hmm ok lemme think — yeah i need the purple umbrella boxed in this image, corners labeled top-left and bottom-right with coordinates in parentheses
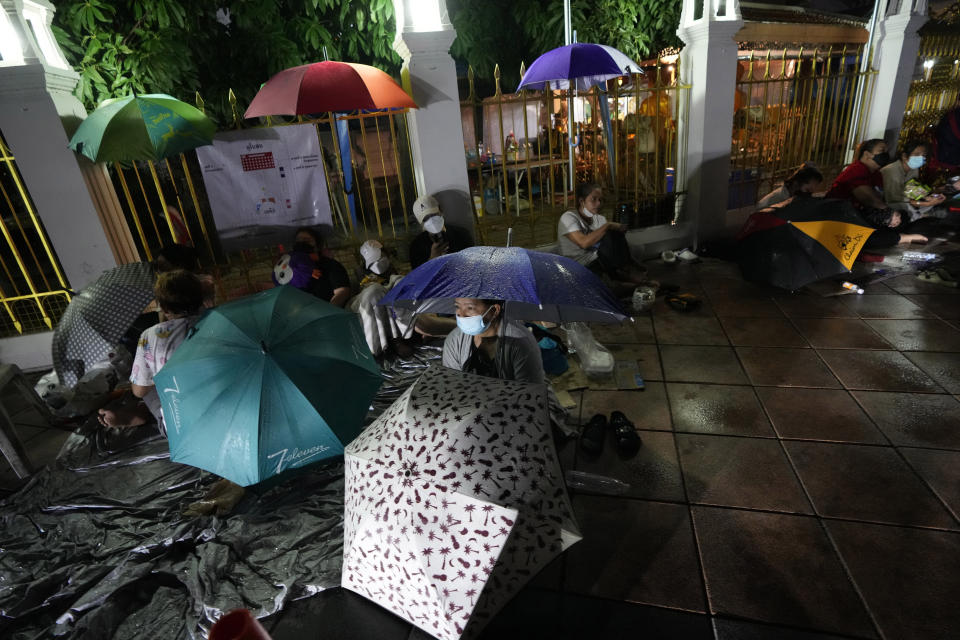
top-left (379, 246), bottom-right (628, 324)
top-left (518, 43), bottom-right (643, 92)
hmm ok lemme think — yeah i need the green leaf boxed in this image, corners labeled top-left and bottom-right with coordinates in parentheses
top-left (85, 37), bottom-right (103, 57)
top-left (156, 3), bottom-right (169, 29)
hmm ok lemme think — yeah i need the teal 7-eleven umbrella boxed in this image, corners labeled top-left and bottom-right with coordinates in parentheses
top-left (68, 93), bottom-right (215, 163)
top-left (154, 286), bottom-right (382, 487)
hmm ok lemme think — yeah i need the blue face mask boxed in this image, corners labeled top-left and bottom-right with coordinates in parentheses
top-left (907, 155), bottom-right (926, 170)
top-left (457, 306), bottom-right (495, 336)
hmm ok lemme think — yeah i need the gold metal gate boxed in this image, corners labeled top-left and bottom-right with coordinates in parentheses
top-left (729, 45), bottom-right (877, 207)
top-left (899, 29), bottom-right (960, 147)
top-left (0, 131), bottom-right (71, 338)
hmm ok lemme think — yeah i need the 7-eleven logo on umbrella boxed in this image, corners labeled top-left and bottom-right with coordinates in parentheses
top-left (241, 152), bottom-right (276, 171)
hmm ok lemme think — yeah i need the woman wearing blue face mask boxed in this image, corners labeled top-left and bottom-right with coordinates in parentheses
top-left (441, 297), bottom-right (545, 384)
top-left (881, 139), bottom-right (947, 221)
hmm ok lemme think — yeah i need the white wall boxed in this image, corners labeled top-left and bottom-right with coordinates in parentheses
top-left (0, 64), bottom-right (116, 291)
top-left (0, 330), bottom-right (52, 372)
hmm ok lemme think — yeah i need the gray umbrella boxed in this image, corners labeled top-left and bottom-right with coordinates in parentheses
top-left (52, 262), bottom-right (156, 388)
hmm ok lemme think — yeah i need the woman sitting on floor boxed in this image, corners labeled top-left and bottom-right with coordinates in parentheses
top-left (557, 182), bottom-right (654, 294)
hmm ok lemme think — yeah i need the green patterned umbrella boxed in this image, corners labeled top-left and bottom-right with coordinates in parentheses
top-left (68, 93), bottom-right (215, 163)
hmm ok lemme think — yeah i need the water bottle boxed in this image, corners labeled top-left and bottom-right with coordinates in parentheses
top-left (841, 281), bottom-right (864, 294)
top-left (564, 470), bottom-right (631, 495)
top-left (902, 251), bottom-right (938, 263)
top-left (665, 167), bottom-right (675, 193)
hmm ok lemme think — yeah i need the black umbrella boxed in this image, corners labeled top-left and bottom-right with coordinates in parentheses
top-left (52, 262), bottom-right (156, 387)
top-left (737, 198), bottom-right (875, 290)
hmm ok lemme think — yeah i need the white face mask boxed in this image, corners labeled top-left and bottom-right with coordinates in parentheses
top-left (369, 256), bottom-right (391, 275)
top-left (907, 155), bottom-right (925, 170)
top-left (456, 306), bottom-right (495, 336)
top-left (423, 216), bottom-right (445, 235)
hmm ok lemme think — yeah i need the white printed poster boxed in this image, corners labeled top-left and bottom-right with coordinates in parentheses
top-left (197, 124), bottom-right (332, 250)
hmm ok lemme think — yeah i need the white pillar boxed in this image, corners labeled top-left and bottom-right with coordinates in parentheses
top-left (0, 0), bottom-right (116, 290)
top-left (392, 0), bottom-right (474, 238)
top-left (860, 0), bottom-right (929, 149)
top-left (676, 0), bottom-right (743, 242)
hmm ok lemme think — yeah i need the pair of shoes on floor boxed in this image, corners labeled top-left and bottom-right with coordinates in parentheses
top-left (579, 411), bottom-right (642, 456)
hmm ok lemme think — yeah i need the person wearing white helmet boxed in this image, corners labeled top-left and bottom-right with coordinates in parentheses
top-left (408, 194), bottom-right (474, 269)
top-left (346, 239), bottom-right (416, 357)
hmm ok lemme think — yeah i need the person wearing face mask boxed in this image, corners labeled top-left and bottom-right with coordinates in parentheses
top-left (825, 139), bottom-right (893, 212)
top-left (288, 227), bottom-right (352, 307)
top-left (408, 195), bottom-right (474, 269)
top-left (558, 182), bottom-right (653, 289)
top-left (442, 298), bottom-right (544, 384)
top-left (346, 240), bottom-right (417, 357)
top-left (880, 139), bottom-right (947, 221)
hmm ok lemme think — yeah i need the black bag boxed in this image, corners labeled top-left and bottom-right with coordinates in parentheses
top-left (597, 231), bottom-right (632, 272)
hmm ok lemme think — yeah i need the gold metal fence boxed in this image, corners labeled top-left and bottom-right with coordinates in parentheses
top-left (460, 58), bottom-right (690, 248)
top-left (0, 131), bottom-right (71, 338)
top-left (107, 92), bottom-right (419, 301)
top-left (900, 30), bottom-right (960, 148)
top-left (729, 46), bottom-right (877, 208)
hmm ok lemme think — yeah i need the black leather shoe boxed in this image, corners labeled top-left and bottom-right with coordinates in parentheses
top-left (579, 414), bottom-right (607, 454)
top-left (610, 411), bottom-right (642, 456)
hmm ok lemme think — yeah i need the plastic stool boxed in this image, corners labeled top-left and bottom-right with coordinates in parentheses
top-left (0, 363), bottom-right (53, 479)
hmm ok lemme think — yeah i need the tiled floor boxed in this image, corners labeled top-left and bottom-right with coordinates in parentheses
top-left (8, 256), bottom-right (960, 640)
top-left (538, 256), bottom-right (960, 640)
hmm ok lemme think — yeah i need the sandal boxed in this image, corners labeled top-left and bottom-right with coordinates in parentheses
top-left (917, 271), bottom-right (958, 288)
top-left (666, 293), bottom-right (703, 312)
top-left (579, 414), bottom-right (607, 454)
top-left (610, 411), bottom-right (642, 456)
top-left (936, 268), bottom-right (957, 283)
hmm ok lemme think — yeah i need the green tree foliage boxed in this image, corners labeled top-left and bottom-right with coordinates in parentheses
top-left (450, 0), bottom-right (682, 95)
top-left (52, 0), bottom-right (681, 123)
top-left (52, 0), bottom-right (400, 125)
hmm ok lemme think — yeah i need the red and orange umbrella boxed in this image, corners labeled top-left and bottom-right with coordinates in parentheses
top-left (244, 61), bottom-right (417, 118)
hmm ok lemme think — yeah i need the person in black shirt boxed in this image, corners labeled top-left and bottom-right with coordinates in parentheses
top-left (408, 195), bottom-right (474, 269)
top-left (292, 227), bottom-right (352, 307)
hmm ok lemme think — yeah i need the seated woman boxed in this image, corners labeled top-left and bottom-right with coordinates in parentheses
top-left (557, 182), bottom-right (652, 292)
top-left (757, 163), bottom-right (823, 209)
top-left (292, 227), bottom-right (351, 307)
top-left (880, 139), bottom-right (947, 221)
top-left (825, 138), bottom-right (890, 211)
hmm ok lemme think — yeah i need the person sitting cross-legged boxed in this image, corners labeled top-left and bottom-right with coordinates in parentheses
top-left (98, 270), bottom-right (204, 435)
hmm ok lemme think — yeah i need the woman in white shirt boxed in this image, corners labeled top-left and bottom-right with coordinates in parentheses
top-left (557, 182), bottom-right (650, 286)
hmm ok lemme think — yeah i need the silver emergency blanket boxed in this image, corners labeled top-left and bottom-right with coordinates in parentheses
top-left (0, 344), bottom-right (441, 640)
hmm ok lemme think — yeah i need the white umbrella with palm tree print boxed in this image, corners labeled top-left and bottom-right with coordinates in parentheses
top-left (342, 366), bottom-right (580, 640)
